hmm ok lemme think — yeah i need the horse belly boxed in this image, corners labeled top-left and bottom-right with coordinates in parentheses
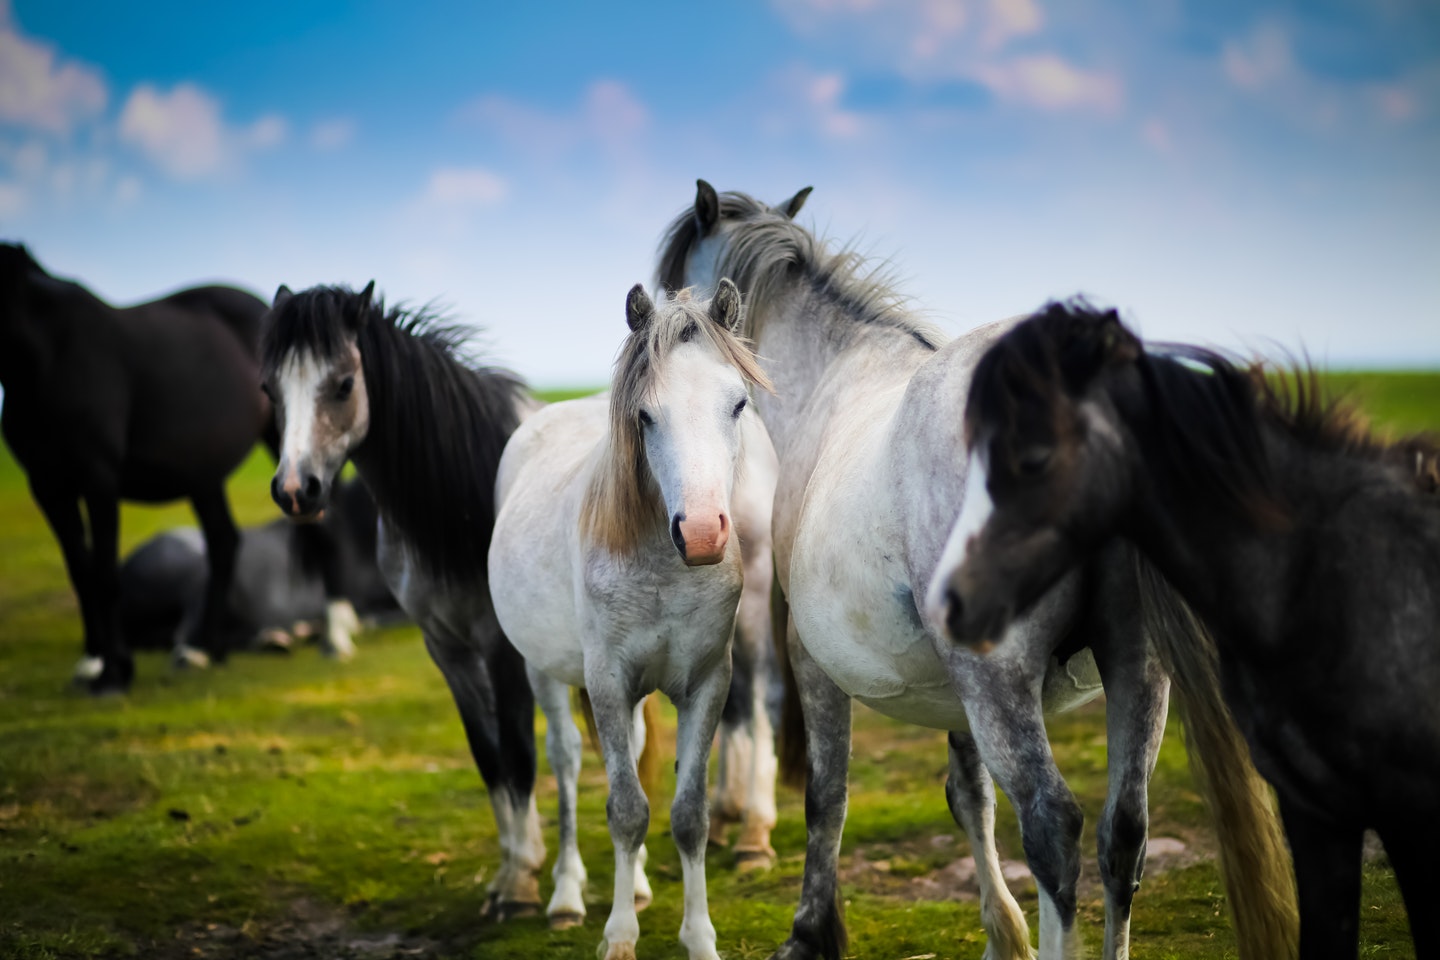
top-left (789, 560), bottom-right (966, 731)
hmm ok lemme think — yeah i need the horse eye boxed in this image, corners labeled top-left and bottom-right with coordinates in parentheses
top-left (638, 409), bottom-right (654, 427)
top-left (1017, 446), bottom-right (1053, 476)
top-left (731, 398), bottom-right (747, 419)
top-left (335, 376), bottom-right (354, 401)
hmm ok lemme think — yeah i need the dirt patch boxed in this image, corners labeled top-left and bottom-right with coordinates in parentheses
top-left (840, 832), bottom-right (1209, 903)
top-left (128, 899), bottom-right (452, 960)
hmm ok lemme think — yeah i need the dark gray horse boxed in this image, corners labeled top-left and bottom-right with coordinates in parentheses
top-left (118, 479), bottom-right (398, 655)
top-left (260, 283), bottom-right (544, 918)
top-left (935, 302), bottom-right (1438, 959)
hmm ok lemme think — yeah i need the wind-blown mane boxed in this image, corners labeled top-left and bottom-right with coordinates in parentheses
top-left (580, 289), bottom-right (771, 556)
top-left (262, 285), bottom-right (526, 584)
top-left (970, 302), bottom-right (1440, 526)
top-left (657, 190), bottom-right (943, 351)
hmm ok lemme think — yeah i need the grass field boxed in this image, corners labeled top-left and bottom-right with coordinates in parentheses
top-left (1, 375), bottom-right (1435, 959)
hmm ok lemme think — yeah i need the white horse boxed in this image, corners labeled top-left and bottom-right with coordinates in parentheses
top-left (489, 281), bottom-right (773, 960)
top-left (658, 182), bottom-right (1296, 960)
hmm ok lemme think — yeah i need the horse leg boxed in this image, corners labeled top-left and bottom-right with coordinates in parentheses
top-left (671, 647), bottom-right (732, 960)
top-left (82, 489), bottom-right (132, 694)
top-left (731, 577), bottom-right (779, 869)
top-left (945, 731), bottom-right (1036, 960)
top-left (1089, 565), bottom-right (1170, 960)
top-left (423, 622), bottom-right (543, 920)
top-left (528, 665), bottom-right (587, 929)
top-left (294, 521), bottom-right (356, 659)
top-left (584, 665), bottom-right (649, 960)
top-left (30, 483), bottom-right (103, 683)
top-left (186, 483), bottom-right (240, 666)
top-left (1378, 822), bottom-right (1440, 957)
top-left (1278, 797), bottom-right (1361, 960)
top-left (957, 662), bottom-right (1084, 960)
top-left (630, 699), bottom-right (653, 909)
top-left (771, 624), bottom-right (852, 960)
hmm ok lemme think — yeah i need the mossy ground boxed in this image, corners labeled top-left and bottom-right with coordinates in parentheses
top-left (1, 377), bottom-right (1432, 959)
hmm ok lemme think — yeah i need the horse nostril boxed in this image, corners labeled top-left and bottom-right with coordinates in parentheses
top-left (303, 474), bottom-right (322, 499)
top-left (670, 513), bottom-right (686, 558)
top-left (270, 476), bottom-right (283, 503)
top-left (944, 587), bottom-right (965, 639)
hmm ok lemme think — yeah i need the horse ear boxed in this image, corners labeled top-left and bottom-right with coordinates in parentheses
top-left (778, 186), bottom-right (813, 219)
top-left (272, 285), bottom-right (293, 309)
top-left (694, 180), bottom-right (719, 232)
top-left (1098, 310), bottom-right (1140, 365)
top-left (626, 283), bottom-right (654, 332)
top-left (709, 278), bottom-right (742, 333)
top-left (352, 280), bottom-right (376, 332)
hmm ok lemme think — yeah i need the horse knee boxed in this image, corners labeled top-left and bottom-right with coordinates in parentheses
top-left (1019, 784), bottom-right (1085, 911)
top-left (1098, 794), bottom-right (1149, 895)
top-left (671, 790), bottom-right (709, 857)
top-left (607, 783), bottom-right (649, 852)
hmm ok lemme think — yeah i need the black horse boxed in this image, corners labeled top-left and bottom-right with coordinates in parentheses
top-left (0, 243), bottom-right (271, 693)
top-left (119, 478), bottom-right (400, 655)
top-left (936, 302), bottom-right (1440, 959)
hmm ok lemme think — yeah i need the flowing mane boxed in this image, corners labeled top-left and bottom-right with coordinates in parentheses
top-left (262, 285), bottom-right (527, 584)
top-left (970, 302), bottom-right (1440, 525)
top-left (657, 190), bottom-right (944, 352)
top-left (580, 289), bottom-right (771, 556)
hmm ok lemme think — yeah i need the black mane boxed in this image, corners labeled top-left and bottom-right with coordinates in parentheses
top-left (262, 285), bottom-right (526, 585)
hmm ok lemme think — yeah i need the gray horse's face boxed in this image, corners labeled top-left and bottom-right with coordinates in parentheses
top-left (266, 340), bottom-right (371, 520)
top-left (928, 367), bottom-right (1133, 650)
top-left (640, 336), bottom-right (751, 566)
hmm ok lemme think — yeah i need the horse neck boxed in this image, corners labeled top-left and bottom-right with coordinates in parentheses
top-left (750, 281), bottom-right (933, 456)
top-left (345, 322), bottom-right (520, 581)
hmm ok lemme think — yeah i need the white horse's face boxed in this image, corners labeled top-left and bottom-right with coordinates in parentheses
top-left (640, 337), bottom-right (750, 566)
top-left (266, 341), bottom-right (370, 519)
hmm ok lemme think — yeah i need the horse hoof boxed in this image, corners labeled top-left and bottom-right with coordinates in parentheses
top-left (548, 911), bottom-right (585, 930)
top-left (633, 892), bottom-right (652, 913)
top-left (598, 939), bottom-right (638, 960)
top-left (498, 900), bottom-right (540, 921)
top-left (734, 846), bottom-right (777, 872)
top-left (72, 656), bottom-right (104, 683)
top-left (172, 646), bottom-right (211, 670)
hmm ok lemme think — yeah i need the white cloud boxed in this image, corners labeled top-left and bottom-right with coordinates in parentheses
top-left (117, 82), bottom-right (286, 180)
top-left (0, 17), bottom-right (107, 134)
top-left (977, 54), bottom-right (1122, 112)
top-left (420, 166), bottom-right (508, 208)
top-left (456, 79), bottom-right (650, 158)
top-left (1219, 19), bottom-right (1433, 133)
top-left (309, 118), bottom-right (356, 151)
top-left (0, 180), bottom-right (25, 217)
top-left (772, 0), bottom-right (1121, 115)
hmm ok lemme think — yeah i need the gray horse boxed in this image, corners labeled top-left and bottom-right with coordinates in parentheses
top-left (657, 183), bottom-right (1297, 960)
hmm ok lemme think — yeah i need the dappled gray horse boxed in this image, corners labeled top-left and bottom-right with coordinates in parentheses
top-left (658, 183), bottom-right (1296, 960)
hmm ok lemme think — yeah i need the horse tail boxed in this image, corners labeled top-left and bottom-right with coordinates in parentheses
top-left (773, 558), bottom-right (807, 789)
top-left (1136, 556), bottom-right (1299, 960)
top-left (637, 693), bottom-right (663, 804)
top-left (575, 688), bottom-right (663, 804)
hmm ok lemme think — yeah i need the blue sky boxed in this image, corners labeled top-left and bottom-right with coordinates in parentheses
top-left (2, 0), bottom-right (1437, 385)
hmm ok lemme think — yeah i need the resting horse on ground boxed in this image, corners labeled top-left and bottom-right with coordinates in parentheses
top-left (657, 183), bottom-right (1298, 960)
top-left (0, 243), bottom-right (267, 692)
top-left (489, 281), bottom-right (773, 959)
top-left (119, 478), bottom-right (398, 656)
top-left (933, 302), bottom-right (1440, 959)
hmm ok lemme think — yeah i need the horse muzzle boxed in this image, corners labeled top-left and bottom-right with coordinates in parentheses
top-left (671, 511), bottom-right (729, 566)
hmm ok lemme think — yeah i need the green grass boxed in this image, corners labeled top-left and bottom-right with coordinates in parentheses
top-left (1, 374), bottom-right (1434, 959)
